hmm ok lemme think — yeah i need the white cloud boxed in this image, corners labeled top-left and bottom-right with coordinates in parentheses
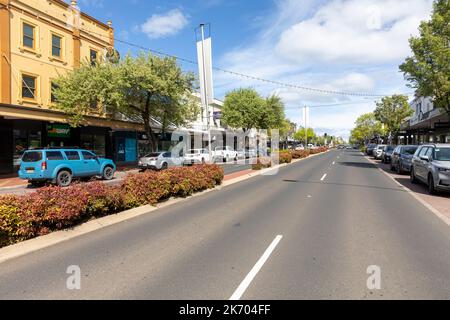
top-left (276, 0), bottom-right (432, 64)
top-left (214, 0), bottom-right (429, 139)
top-left (141, 9), bottom-right (189, 39)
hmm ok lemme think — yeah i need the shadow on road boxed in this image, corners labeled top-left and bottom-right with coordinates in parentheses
top-left (338, 162), bottom-right (378, 169)
top-left (282, 179), bottom-right (406, 193)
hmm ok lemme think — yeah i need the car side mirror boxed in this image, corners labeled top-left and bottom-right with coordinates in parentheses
top-left (420, 155), bottom-right (430, 162)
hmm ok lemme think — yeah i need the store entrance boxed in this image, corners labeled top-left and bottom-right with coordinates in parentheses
top-left (0, 120), bottom-right (13, 175)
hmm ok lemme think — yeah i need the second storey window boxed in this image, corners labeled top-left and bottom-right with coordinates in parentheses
top-left (23, 23), bottom-right (35, 49)
top-left (90, 49), bottom-right (98, 65)
top-left (22, 75), bottom-right (37, 100)
top-left (51, 34), bottom-right (62, 58)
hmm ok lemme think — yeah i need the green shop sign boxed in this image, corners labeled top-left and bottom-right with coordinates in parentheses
top-left (47, 124), bottom-right (71, 138)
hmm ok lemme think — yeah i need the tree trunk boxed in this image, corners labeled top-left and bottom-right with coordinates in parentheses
top-left (143, 93), bottom-right (157, 152)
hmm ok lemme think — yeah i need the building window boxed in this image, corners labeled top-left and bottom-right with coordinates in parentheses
top-left (51, 82), bottom-right (59, 103)
top-left (51, 34), bottom-right (62, 58)
top-left (22, 74), bottom-right (37, 100)
top-left (23, 23), bottom-right (35, 49)
top-left (90, 49), bottom-right (98, 65)
top-left (81, 133), bottom-right (106, 157)
top-left (13, 129), bottom-right (41, 168)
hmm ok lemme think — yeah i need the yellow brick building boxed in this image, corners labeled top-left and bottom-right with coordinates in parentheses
top-left (0, 0), bottom-right (144, 174)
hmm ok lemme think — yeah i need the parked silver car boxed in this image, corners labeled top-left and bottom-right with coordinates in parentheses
top-left (138, 151), bottom-right (183, 170)
top-left (390, 145), bottom-right (418, 174)
top-left (410, 144), bottom-right (450, 194)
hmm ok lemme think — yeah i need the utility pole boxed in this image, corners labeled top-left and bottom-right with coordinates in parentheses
top-left (303, 105), bottom-right (308, 148)
top-left (199, 23), bottom-right (212, 163)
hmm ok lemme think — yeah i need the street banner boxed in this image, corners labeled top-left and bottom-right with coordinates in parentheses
top-left (196, 37), bottom-right (214, 106)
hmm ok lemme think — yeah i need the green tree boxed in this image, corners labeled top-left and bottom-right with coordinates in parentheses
top-left (222, 88), bottom-right (265, 131)
top-left (294, 127), bottom-right (315, 144)
top-left (374, 95), bottom-right (413, 143)
top-left (54, 52), bottom-right (199, 151)
top-left (399, 0), bottom-right (450, 114)
top-left (222, 89), bottom-right (287, 132)
top-left (263, 95), bottom-right (286, 130)
top-left (350, 112), bottom-right (385, 144)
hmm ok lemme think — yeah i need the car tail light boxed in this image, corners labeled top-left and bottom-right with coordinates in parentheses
top-left (41, 161), bottom-right (47, 171)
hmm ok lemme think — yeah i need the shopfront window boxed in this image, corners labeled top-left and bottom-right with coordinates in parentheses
top-left (81, 133), bottom-right (106, 157)
top-left (138, 141), bottom-right (151, 158)
top-left (13, 129), bottom-right (41, 167)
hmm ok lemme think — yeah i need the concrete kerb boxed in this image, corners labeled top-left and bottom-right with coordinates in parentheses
top-left (0, 150), bottom-right (330, 264)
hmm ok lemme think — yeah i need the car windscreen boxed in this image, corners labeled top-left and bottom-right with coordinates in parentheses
top-left (403, 147), bottom-right (417, 155)
top-left (434, 148), bottom-right (450, 161)
top-left (22, 151), bottom-right (43, 162)
top-left (386, 146), bottom-right (395, 151)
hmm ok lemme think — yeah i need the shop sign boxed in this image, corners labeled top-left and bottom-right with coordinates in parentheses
top-left (47, 124), bottom-right (71, 138)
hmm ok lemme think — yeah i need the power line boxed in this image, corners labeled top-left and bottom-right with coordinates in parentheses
top-left (284, 100), bottom-right (377, 110)
top-left (79, 27), bottom-right (404, 98)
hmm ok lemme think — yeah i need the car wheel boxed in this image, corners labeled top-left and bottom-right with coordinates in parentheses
top-left (410, 168), bottom-right (417, 184)
top-left (390, 163), bottom-right (395, 171)
top-left (56, 170), bottom-right (72, 187)
top-left (428, 174), bottom-right (437, 195)
top-left (102, 166), bottom-right (114, 180)
top-left (161, 162), bottom-right (168, 170)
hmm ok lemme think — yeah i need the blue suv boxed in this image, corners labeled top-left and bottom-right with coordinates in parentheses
top-left (18, 148), bottom-right (116, 187)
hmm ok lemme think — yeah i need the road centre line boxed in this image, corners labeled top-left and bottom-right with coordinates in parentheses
top-left (229, 235), bottom-right (283, 300)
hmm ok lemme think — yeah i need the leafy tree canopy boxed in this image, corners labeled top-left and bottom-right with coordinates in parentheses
top-left (53, 52), bottom-right (199, 151)
top-left (399, 0), bottom-right (450, 114)
top-left (221, 88), bottom-right (287, 131)
top-left (374, 95), bottom-right (413, 137)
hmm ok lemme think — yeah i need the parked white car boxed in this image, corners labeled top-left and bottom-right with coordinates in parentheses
top-left (183, 149), bottom-right (211, 165)
top-left (138, 151), bottom-right (183, 170)
top-left (236, 148), bottom-right (257, 159)
top-left (212, 146), bottom-right (238, 163)
top-left (373, 145), bottom-right (387, 160)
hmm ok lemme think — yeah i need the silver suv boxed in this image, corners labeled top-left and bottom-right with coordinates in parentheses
top-left (410, 144), bottom-right (450, 194)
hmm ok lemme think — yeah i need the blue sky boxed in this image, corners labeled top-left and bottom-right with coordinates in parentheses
top-left (75, 0), bottom-right (434, 140)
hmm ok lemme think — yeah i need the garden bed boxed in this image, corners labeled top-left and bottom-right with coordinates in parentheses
top-left (0, 165), bottom-right (224, 248)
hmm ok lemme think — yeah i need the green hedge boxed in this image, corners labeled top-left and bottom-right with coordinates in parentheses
top-left (0, 164), bottom-right (224, 248)
top-left (252, 147), bottom-right (329, 170)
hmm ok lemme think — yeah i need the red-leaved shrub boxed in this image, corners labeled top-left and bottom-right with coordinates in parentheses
top-left (0, 164), bottom-right (224, 247)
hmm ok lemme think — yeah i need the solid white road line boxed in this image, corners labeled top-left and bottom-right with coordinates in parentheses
top-left (320, 174), bottom-right (327, 181)
top-left (230, 235), bottom-right (283, 300)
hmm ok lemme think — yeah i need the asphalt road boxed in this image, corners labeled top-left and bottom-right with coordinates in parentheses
top-left (0, 149), bottom-right (449, 299)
